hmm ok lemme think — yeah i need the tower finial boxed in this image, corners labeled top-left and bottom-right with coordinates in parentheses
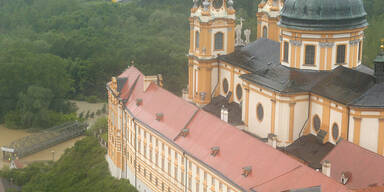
top-left (203, 0), bottom-right (210, 11)
top-left (380, 38), bottom-right (384, 55)
top-left (228, 0), bottom-right (234, 9)
top-left (193, 0), bottom-right (198, 8)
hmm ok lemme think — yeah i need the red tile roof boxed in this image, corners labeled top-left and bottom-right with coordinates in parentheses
top-left (322, 140), bottom-right (384, 191)
top-left (354, 186), bottom-right (384, 192)
top-left (116, 66), bottom-right (351, 192)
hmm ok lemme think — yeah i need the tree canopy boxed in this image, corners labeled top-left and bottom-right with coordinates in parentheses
top-left (0, 0), bottom-right (382, 128)
top-left (0, 137), bottom-right (138, 192)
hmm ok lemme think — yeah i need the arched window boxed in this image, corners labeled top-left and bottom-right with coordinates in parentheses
top-left (215, 32), bottom-right (224, 50)
top-left (222, 78), bottom-right (229, 94)
top-left (195, 31), bottom-right (199, 49)
top-left (313, 115), bottom-right (321, 132)
top-left (263, 26), bottom-right (268, 38)
top-left (236, 84), bottom-right (242, 100)
top-left (332, 123), bottom-right (339, 140)
top-left (305, 45), bottom-right (316, 65)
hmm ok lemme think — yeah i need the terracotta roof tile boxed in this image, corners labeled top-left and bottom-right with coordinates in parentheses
top-left (322, 140), bottom-right (384, 190)
top-left (115, 66), bottom-right (351, 192)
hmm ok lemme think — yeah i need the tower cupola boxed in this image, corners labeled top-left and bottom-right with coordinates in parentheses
top-left (278, 0), bottom-right (368, 71)
top-left (187, 0), bottom-right (236, 105)
top-left (374, 39), bottom-right (384, 84)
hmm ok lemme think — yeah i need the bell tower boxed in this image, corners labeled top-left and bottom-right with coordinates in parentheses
top-left (188, 0), bottom-right (236, 106)
top-left (256, 0), bottom-right (284, 41)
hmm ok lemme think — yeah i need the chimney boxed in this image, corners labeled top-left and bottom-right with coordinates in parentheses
top-left (221, 105), bottom-right (229, 123)
top-left (374, 39), bottom-right (384, 84)
top-left (144, 75), bottom-right (163, 92)
top-left (267, 134), bottom-right (278, 148)
top-left (322, 160), bottom-right (331, 177)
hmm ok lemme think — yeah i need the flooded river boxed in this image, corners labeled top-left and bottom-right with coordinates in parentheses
top-left (0, 101), bottom-right (105, 169)
top-left (0, 125), bottom-right (84, 168)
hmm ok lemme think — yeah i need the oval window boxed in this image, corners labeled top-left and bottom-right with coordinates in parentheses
top-left (313, 115), bottom-right (321, 132)
top-left (332, 123), bottom-right (339, 140)
top-left (236, 84), bottom-right (243, 100)
top-left (257, 104), bottom-right (264, 121)
top-left (223, 79), bottom-right (229, 94)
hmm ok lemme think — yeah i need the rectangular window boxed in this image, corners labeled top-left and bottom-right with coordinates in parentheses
top-left (188, 176), bottom-right (192, 190)
top-left (283, 41), bottom-right (289, 62)
top-left (168, 162), bottom-right (171, 174)
top-left (214, 32), bottom-right (224, 50)
top-left (337, 44), bottom-right (346, 64)
top-left (305, 45), bottom-right (316, 65)
top-left (196, 182), bottom-right (200, 192)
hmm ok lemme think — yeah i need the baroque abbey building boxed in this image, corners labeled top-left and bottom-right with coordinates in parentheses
top-left (187, 0), bottom-right (384, 153)
top-left (107, 0), bottom-right (384, 192)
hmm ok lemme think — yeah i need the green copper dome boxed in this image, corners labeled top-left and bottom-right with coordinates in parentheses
top-left (279, 0), bottom-right (368, 31)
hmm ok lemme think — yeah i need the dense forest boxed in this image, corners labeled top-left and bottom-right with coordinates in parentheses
top-left (0, 136), bottom-right (137, 192)
top-left (0, 0), bottom-right (382, 129)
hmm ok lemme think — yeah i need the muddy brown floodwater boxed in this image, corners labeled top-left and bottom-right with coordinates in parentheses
top-left (0, 101), bottom-right (106, 169)
top-left (0, 125), bottom-right (84, 168)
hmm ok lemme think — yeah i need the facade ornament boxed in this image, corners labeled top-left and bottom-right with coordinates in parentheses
top-left (227, 0), bottom-right (234, 9)
top-left (319, 42), bottom-right (335, 48)
top-left (289, 40), bottom-right (302, 47)
top-left (244, 29), bottom-right (251, 45)
top-left (203, 0), bottom-right (210, 11)
top-left (349, 39), bottom-right (360, 45)
top-left (235, 17), bottom-right (244, 46)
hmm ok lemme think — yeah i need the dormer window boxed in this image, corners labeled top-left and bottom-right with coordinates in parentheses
top-left (156, 113), bottom-right (164, 121)
top-left (242, 166), bottom-right (252, 177)
top-left (340, 171), bottom-right (352, 185)
top-left (136, 98), bottom-right (143, 106)
top-left (210, 146), bottom-right (220, 156)
top-left (181, 128), bottom-right (189, 137)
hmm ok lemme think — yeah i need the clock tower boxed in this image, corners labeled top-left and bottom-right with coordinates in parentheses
top-left (188, 0), bottom-right (236, 106)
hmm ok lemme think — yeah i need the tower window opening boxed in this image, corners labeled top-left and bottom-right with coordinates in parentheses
top-left (263, 26), bottom-right (268, 38)
top-left (283, 41), bottom-right (289, 62)
top-left (337, 45), bottom-right (346, 64)
top-left (305, 45), bottom-right (316, 65)
top-left (358, 41), bottom-right (362, 62)
top-left (215, 32), bottom-right (224, 50)
top-left (196, 31), bottom-right (200, 49)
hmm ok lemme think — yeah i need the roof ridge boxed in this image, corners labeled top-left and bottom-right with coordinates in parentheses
top-left (249, 165), bottom-right (303, 189)
top-left (322, 140), bottom-right (384, 164)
